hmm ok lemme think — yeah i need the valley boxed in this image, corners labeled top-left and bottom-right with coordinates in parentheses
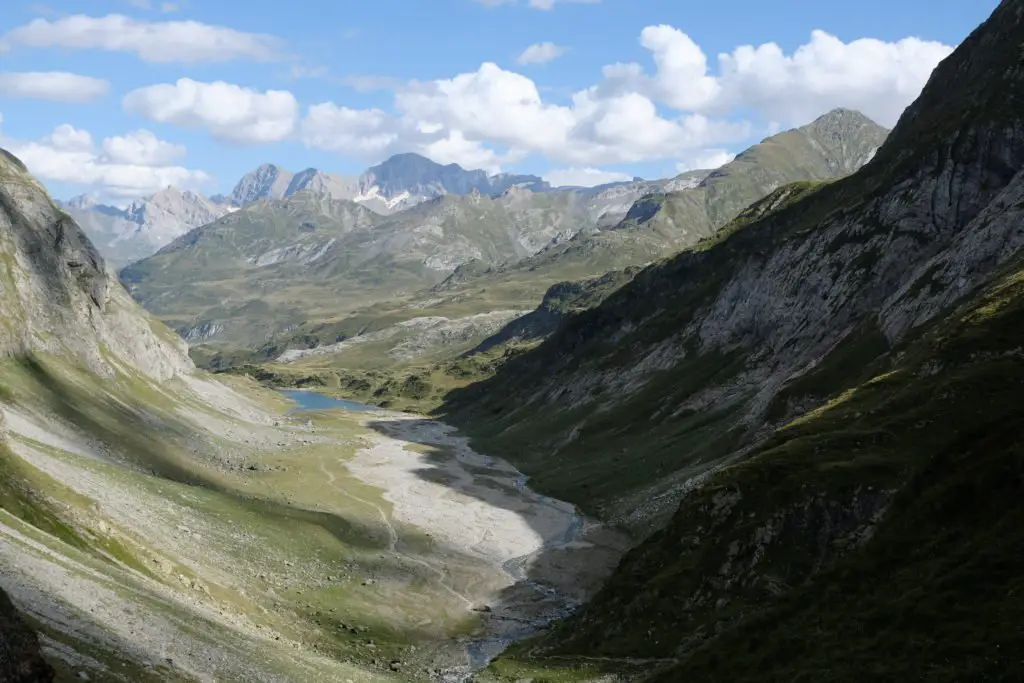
top-left (1, 0), bottom-right (1021, 680)
top-left (0, 365), bottom-right (627, 682)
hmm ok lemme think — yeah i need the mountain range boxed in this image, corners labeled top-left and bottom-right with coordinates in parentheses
top-left (1, 2), bottom-right (1022, 681)
top-left (119, 108), bottom-right (887, 355)
top-left (67, 108), bottom-right (884, 273)
top-left (442, 1), bottom-right (1024, 677)
top-left (58, 188), bottom-right (235, 267)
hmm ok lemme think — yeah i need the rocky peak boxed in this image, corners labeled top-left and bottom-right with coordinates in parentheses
top-left (230, 163), bottom-right (294, 206)
top-left (65, 193), bottom-right (100, 210)
top-left (797, 107), bottom-right (889, 173)
top-left (285, 168), bottom-right (359, 200)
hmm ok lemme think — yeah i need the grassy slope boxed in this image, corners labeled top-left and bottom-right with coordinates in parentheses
top-left (0, 352), bottom-right (484, 681)
top-left (468, 2), bottom-right (1024, 679)
top-left (486, 257), bottom-right (1024, 683)
top-left (172, 115), bottom-right (883, 372)
top-left (440, 182), bottom-right (832, 522)
top-left (441, 0), bottom-right (1024, 524)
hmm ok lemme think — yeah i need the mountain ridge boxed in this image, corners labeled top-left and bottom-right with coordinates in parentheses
top-left (443, 1), bottom-right (1024, 677)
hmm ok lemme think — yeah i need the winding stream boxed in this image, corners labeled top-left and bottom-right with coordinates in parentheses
top-left (283, 390), bottom-right (623, 680)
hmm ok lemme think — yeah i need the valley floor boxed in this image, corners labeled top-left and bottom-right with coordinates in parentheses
top-left (0, 371), bottom-right (628, 682)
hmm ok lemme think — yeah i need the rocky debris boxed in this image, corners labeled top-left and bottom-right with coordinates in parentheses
top-left (0, 587), bottom-right (54, 682)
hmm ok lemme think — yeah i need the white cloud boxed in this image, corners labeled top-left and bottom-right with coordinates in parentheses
top-left (299, 103), bottom-right (397, 156)
top-left (544, 167), bottom-right (631, 187)
top-left (0, 72), bottom-right (109, 102)
top-left (420, 131), bottom-right (508, 173)
top-left (639, 26), bottom-right (721, 111)
top-left (299, 24), bottom-right (947, 171)
top-left (676, 149), bottom-right (735, 172)
top-left (0, 14), bottom-right (280, 63)
top-left (44, 124), bottom-right (93, 151)
top-left (517, 42), bottom-right (567, 65)
top-left (626, 27), bottom-right (953, 127)
top-left (102, 129), bottom-right (185, 165)
top-left (123, 78), bottom-right (298, 143)
top-left (1, 124), bottom-right (208, 199)
top-left (712, 31), bottom-right (953, 126)
top-left (90, 21), bottom-right (948, 178)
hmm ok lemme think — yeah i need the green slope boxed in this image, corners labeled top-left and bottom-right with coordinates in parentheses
top-left (452, 0), bottom-right (1024, 678)
top-left (125, 111), bottom-right (885, 364)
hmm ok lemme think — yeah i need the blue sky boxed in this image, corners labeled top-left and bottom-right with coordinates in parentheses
top-left (0, 0), bottom-right (1000, 202)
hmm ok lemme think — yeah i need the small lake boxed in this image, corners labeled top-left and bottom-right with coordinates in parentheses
top-left (280, 390), bottom-right (380, 413)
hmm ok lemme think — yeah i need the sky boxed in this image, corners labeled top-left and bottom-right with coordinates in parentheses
top-left (0, 0), bottom-right (1000, 203)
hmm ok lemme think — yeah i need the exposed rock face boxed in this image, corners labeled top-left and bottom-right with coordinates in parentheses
top-left (0, 587), bottom-right (54, 683)
top-left (0, 148), bottom-right (193, 380)
top-left (454, 2), bottom-right (1024, 678)
top-left (61, 187), bottom-right (232, 268)
top-left (357, 152), bottom-right (548, 204)
top-left (230, 163), bottom-right (294, 206)
top-left (447, 0), bottom-right (1024, 523)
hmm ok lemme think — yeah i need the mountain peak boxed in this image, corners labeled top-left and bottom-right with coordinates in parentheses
top-left (231, 164), bottom-right (295, 206)
top-left (65, 193), bottom-right (101, 210)
top-left (801, 107), bottom-right (887, 139)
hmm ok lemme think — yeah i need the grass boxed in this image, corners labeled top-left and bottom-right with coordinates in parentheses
top-left (488, 256), bottom-right (1024, 681)
top-left (0, 349), bottom-right (513, 680)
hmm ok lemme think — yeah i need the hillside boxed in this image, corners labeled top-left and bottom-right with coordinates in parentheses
top-left (464, 108), bottom-right (889, 287)
top-left (185, 110), bottom-right (884, 370)
top-left (439, 0), bottom-right (1024, 677)
top-left (2, 147), bottom-right (621, 682)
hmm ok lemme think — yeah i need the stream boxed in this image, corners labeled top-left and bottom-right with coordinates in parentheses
top-left (282, 389), bottom-right (606, 680)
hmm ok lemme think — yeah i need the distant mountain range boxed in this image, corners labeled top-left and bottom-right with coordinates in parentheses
top-left (120, 108), bottom-right (889, 349)
top-left (59, 188), bottom-right (236, 268)
top-left (62, 154), bottom-right (590, 266)
top-left (228, 154), bottom-right (553, 216)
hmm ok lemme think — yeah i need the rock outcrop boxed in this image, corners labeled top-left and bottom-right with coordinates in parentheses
top-left (0, 148), bottom-right (193, 380)
top-left (0, 587), bottom-right (53, 683)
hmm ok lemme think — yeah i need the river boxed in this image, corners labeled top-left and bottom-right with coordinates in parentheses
top-left (282, 390), bottom-right (629, 680)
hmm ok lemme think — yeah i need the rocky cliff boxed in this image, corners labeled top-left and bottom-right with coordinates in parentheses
top-left (460, 0), bottom-right (1024, 679)
top-left (0, 149), bottom-right (193, 381)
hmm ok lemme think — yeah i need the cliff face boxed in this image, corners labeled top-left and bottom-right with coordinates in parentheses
top-left (445, 0), bottom-right (1024, 530)
top-left (0, 149), bottom-right (193, 381)
top-left (0, 586), bottom-right (53, 683)
top-left (462, 1), bottom-right (1024, 680)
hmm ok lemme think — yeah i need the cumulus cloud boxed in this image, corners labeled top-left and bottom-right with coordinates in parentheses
top-left (299, 103), bottom-right (397, 156)
top-left (710, 31), bottom-right (953, 126)
top-left (296, 25), bottom-right (948, 170)
top-left (0, 71), bottom-right (109, 102)
top-left (97, 22), bottom-right (948, 175)
top-left (544, 167), bottom-right (632, 187)
top-left (1, 123), bottom-right (208, 199)
top-left (102, 129), bottom-right (185, 165)
top-left (123, 78), bottom-right (298, 143)
top-left (676, 149), bottom-right (735, 172)
top-left (623, 26), bottom-right (952, 127)
top-left (0, 14), bottom-right (280, 63)
top-left (518, 42), bottom-right (567, 65)
top-left (44, 123), bottom-right (94, 151)
top-left (420, 131), bottom-right (509, 173)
